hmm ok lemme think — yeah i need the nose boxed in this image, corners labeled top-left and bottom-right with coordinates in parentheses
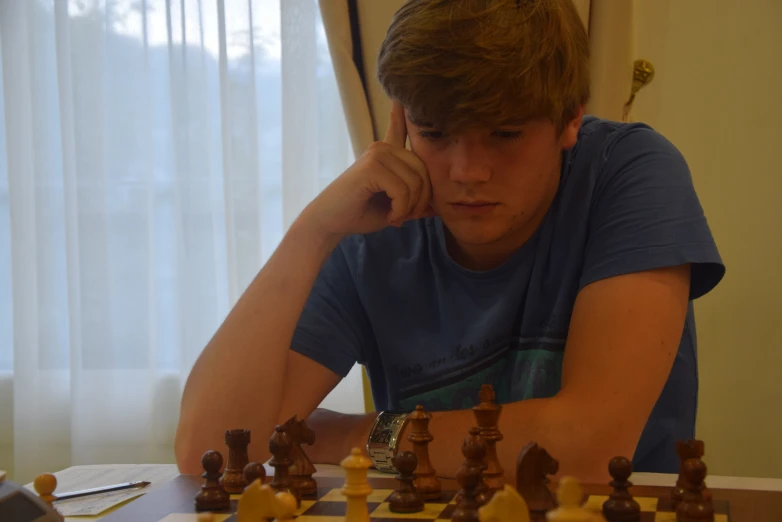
top-left (448, 139), bottom-right (492, 183)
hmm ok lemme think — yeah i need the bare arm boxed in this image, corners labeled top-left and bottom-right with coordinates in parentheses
top-left (175, 100), bottom-right (432, 474)
top-left (174, 217), bottom-right (343, 473)
top-left (308, 264), bottom-right (690, 484)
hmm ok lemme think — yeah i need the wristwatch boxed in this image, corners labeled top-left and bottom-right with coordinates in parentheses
top-left (366, 411), bottom-right (409, 473)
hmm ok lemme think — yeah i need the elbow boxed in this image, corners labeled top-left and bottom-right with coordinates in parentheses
top-left (567, 428), bottom-right (639, 484)
top-left (547, 395), bottom-right (641, 483)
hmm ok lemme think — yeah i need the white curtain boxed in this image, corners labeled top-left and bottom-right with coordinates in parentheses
top-left (0, 0), bottom-right (365, 485)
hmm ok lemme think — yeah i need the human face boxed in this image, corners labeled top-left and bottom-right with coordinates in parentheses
top-left (406, 109), bottom-right (582, 269)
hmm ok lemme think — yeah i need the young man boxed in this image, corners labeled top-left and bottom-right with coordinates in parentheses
top-left (174, 0), bottom-right (724, 483)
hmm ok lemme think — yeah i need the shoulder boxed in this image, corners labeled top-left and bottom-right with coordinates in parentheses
top-left (569, 115), bottom-right (690, 186)
top-left (563, 117), bottom-right (724, 300)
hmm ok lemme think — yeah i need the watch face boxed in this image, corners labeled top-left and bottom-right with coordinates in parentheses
top-left (372, 413), bottom-right (403, 446)
top-left (376, 427), bottom-right (392, 445)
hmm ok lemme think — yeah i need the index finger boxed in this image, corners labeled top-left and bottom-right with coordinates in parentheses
top-left (383, 99), bottom-right (407, 149)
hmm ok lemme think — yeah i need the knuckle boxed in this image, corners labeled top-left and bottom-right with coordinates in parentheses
top-left (366, 141), bottom-right (387, 154)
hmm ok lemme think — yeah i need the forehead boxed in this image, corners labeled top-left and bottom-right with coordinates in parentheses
top-left (404, 109), bottom-right (533, 130)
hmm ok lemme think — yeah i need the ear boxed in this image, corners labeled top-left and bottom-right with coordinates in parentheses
top-left (559, 106), bottom-right (584, 150)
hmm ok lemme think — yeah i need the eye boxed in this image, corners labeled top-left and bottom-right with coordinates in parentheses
top-left (492, 130), bottom-right (523, 141)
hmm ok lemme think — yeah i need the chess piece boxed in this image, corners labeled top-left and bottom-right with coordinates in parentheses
top-left (340, 447), bottom-right (373, 522)
top-left (269, 424), bottom-right (301, 507)
top-left (408, 405), bottom-right (441, 500)
top-left (545, 476), bottom-right (593, 521)
top-left (33, 473), bottom-right (63, 520)
top-left (220, 428), bottom-right (251, 493)
top-left (452, 460), bottom-right (484, 522)
top-left (515, 441), bottom-right (558, 521)
top-left (195, 450), bottom-right (231, 511)
top-left (478, 483), bottom-right (531, 522)
top-left (453, 427), bottom-right (491, 507)
top-left (272, 491), bottom-right (298, 522)
top-left (675, 458), bottom-right (715, 522)
top-left (671, 439), bottom-right (705, 506)
top-left (388, 450), bottom-right (425, 513)
top-left (243, 461), bottom-right (266, 488)
top-left (473, 385), bottom-right (505, 493)
top-left (237, 481), bottom-right (277, 522)
top-left (465, 426), bottom-right (492, 505)
top-left (602, 456), bottom-right (641, 521)
top-left (284, 415), bottom-right (318, 497)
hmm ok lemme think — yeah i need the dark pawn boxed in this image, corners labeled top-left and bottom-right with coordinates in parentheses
top-left (388, 451), bottom-right (424, 513)
top-left (195, 450), bottom-right (231, 511)
top-left (269, 424), bottom-right (301, 507)
top-left (451, 462), bottom-right (483, 522)
top-left (676, 458), bottom-right (715, 522)
top-left (671, 440), bottom-right (705, 507)
top-left (602, 456), bottom-right (641, 521)
top-left (243, 461), bottom-right (266, 488)
top-left (452, 427), bottom-right (491, 507)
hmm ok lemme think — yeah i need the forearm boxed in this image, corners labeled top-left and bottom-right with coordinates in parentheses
top-left (175, 213), bottom-right (341, 474)
top-left (397, 396), bottom-right (625, 484)
top-left (307, 396), bottom-right (634, 485)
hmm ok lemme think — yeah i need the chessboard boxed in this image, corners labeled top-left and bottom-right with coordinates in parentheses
top-left (97, 473), bottom-right (733, 522)
top-left (38, 384), bottom-right (781, 521)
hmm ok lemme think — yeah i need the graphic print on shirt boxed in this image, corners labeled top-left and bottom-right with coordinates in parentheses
top-left (394, 334), bottom-right (566, 411)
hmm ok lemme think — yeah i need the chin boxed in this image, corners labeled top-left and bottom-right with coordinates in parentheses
top-left (441, 218), bottom-right (510, 245)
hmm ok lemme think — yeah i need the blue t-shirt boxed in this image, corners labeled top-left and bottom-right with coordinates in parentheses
top-left (290, 116), bottom-right (725, 473)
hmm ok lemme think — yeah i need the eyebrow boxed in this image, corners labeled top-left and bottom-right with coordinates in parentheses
top-left (406, 114), bottom-right (435, 128)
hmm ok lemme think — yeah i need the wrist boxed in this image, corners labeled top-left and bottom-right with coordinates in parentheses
top-left (305, 409), bottom-right (375, 465)
top-left (292, 202), bottom-right (344, 250)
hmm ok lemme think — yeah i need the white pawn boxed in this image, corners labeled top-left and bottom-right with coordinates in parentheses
top-left (34, 473), bottom-right (63, 520)
top-left (236, 481), bottom-right (277, 522)
top-left (340, 447), bottom-right (373, 522)
top-left (272, 491), bottom-right (297, 522)
top-left (546, 476), bottom-right (599, 521)
top-left (479, 484), bottom-right (530, 522)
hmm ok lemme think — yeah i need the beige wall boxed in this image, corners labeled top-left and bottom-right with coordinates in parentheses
top-left (629, 0), bottom-right (782, 478)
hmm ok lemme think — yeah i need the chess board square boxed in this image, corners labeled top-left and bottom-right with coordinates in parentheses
top-left (295, 500), bottom-right (318, 515)
top-left (436, 503), bottom-right (457, 519)
top-left (159, 515), bottom-right (233, 522)
top-left (317, 487), bottom-right (394, 503)
top-left (651, 513), bottom-right (729, 522)
top-left (314, 485), bottom-right (337, 500)
top-left (300, 498), bottom-right (382, 517)
top-left (584, 494), bottom-right (659, 512)
top-left (370, 502), bottom-right (451, 519)
top-left (434, 490), bottom-right (457, 504)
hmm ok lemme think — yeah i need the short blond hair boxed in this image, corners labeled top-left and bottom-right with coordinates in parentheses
top-left (376, 0), bottom-right (590, 133)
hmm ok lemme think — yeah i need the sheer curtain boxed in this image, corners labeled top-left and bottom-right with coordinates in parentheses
top-left (0, 0), bottom-right (364, 485)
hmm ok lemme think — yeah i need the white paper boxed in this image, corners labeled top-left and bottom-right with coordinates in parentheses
top-left (24, 464), bottom-right (180, 516)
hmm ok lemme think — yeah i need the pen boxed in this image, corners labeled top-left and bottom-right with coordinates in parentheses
top-left (54, 480), bottom-right (151, 501)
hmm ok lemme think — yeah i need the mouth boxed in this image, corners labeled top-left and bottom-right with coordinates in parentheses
top-left (449, 201), bottom-right (499, 214)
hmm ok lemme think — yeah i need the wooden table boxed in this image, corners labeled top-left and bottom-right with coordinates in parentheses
top-left (92, 465), bottom-right (782, 522)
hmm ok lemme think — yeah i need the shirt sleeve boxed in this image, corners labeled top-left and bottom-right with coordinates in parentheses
top-left (290, 240), bottom-right (372, 377)
top-left (578, 124), bottom-right (725, 300)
